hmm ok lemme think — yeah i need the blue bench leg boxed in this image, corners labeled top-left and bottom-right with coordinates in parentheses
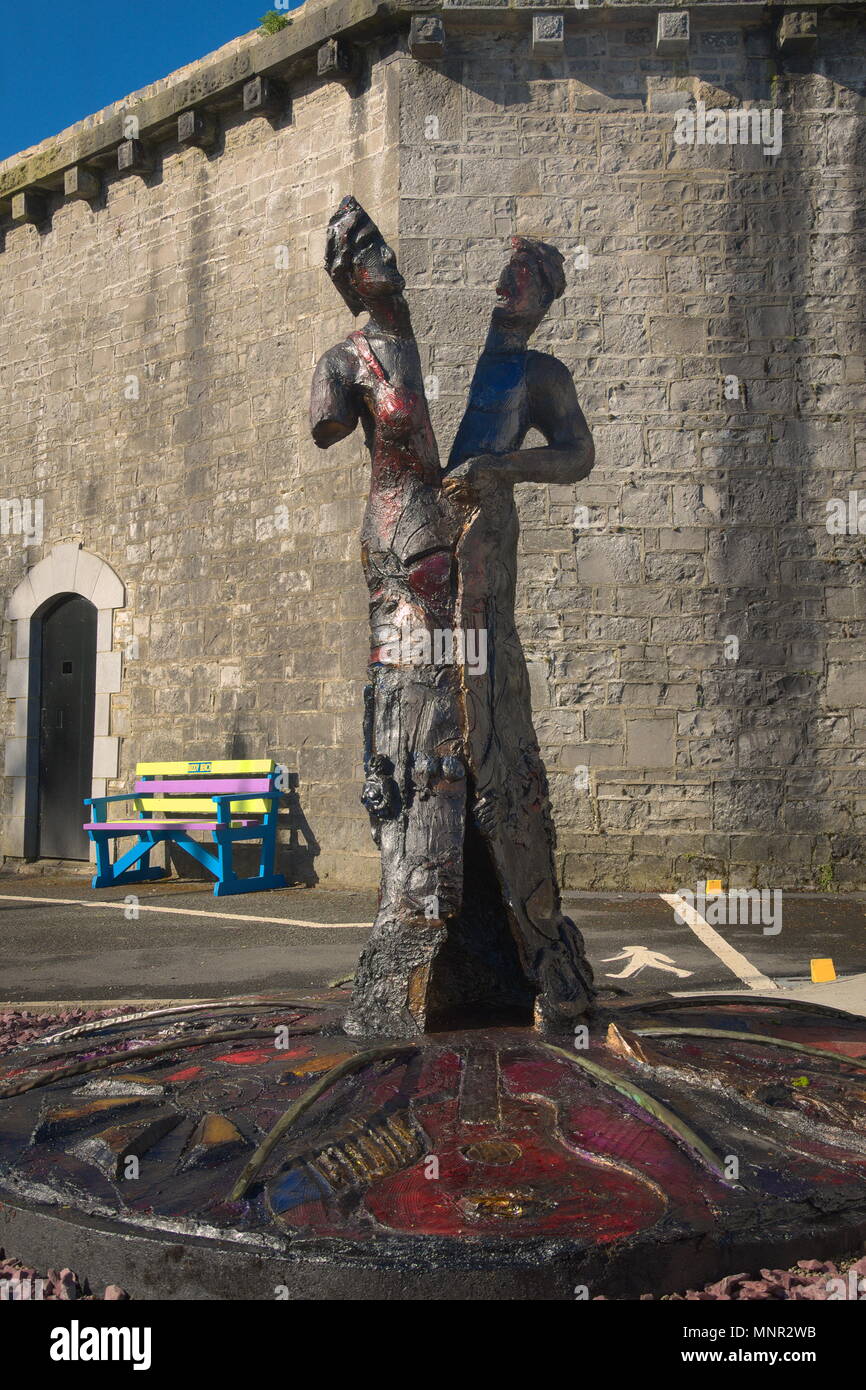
top-left (214, 873), bottom-right (287, 897)
top-left (93, 868), bottom-right (167, 889)
top-left (90, 835), bottom-right (167, 890)
top-left (91, 834), bottom-right (114, 889)
top-left (214, 835), bottom-right (238, 896)
top-left (211, 826), bottom-right (286, 896)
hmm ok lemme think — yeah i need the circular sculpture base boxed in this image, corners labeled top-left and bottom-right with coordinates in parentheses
top-left (2, 993), bottom-right (866, 1300)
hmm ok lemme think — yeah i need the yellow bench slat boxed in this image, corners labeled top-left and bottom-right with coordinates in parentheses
top-left (135, 759), bottom-right (275, 775)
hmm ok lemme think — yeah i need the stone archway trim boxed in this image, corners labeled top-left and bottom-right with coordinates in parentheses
top-left (3, 543), bottom-right (125, 858)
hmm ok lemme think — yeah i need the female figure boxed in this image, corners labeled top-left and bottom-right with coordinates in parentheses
top-left (310, 197), bottom-right (465, 1036)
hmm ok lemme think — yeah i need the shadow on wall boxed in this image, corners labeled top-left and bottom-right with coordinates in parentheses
top-left (447, 23), bottom-right (776, 113)
top-left (698, 16), bottom-right (866, 889)
top-left (165, 770), bottom-right (320, 888)
top-left (275, 770), bottom-right (321, 885)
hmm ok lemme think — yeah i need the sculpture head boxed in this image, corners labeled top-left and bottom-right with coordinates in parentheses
top-left (494, 236), bottom-right (566, 332)
top-left (324, 195), bottom-right (405, 316)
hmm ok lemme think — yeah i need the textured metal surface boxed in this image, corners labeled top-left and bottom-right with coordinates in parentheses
top-left (310, 199), bottom-right (594, 1036)
top-left (3, 995), bottom-right (866, 1298)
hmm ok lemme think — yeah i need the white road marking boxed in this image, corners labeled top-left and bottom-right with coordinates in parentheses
top-left (660, 892), bottom-right (780, 992)
top-left (602, 946), bottom-right (693, 980)
top-left (0, 894), bottom-right (370, 930)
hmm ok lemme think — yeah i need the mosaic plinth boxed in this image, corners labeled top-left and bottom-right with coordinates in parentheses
top-left (2, 993), bottom-right (866, 1300)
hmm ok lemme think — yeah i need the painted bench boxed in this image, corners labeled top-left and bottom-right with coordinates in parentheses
top-left (83, 759), bottom-right (287, 896)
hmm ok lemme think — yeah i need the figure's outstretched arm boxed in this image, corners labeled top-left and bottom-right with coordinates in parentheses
top-left (493, 354), bottom-right (594, 484)
top-left (444, 355), bottom-right (593, 498)
top-left (310, 343), bottom-right (360, 448)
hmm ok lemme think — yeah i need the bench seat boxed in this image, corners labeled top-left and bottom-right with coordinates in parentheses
top-left (84, 820), bottom-right (254, 831)
top-left (83, 759), bottom-right (287, 896)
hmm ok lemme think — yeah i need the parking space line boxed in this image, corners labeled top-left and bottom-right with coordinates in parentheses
top-left (659, 893), bottom-right (780, 993)
top-left (0, 893), bottom-right (370, 930)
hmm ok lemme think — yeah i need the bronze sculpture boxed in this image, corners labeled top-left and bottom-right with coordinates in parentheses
top-left (310, 198), bottom-right (466, 1036)
top-left (444, 235), bottom-right (596, 1031)
top-left (311, 198), bottom-right (594, 1035)
top-left (5, 209), bottom-right (866, 1309)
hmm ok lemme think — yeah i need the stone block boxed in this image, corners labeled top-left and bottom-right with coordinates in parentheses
top-left (584, 708), bottom-right (624, 740)
top-left (7, 576), bottom-right (36, 622)
top-left (826, 663), bottom-right (866, 708)
top-left (94, 693), bottom-right (111, 738)
top-left (656, 10), bottom-right (689, 55)
top-left (178, 109), bottom-right (219, 148)
top-left (650, 315), bottom-right (707, 354)
top-left (11, 190), bottom-right (46, 225)
top-left (92, 736), bottom-right (119, 779)
top-left (2, 780), bottom-right (27, 857)
top-left (777, 10), bottom-right (817, 51)
top-left (72, 549), bottom-right (105, 601)
top-left (626, 718), bottom-right (675, 768)
top-left (3, 738), bottom-right (27, 778)
top-left (576, 534), bottom-right (641, 584)
top-left (63, 166), bottom-right (100, 201)
top-left (409, 15), bottom-right (446, 60)
top-left (96, 652), bottom-right (122, 696)
top-left (706, 531), bottom-right (775, 588)
top-left (51, 543), bottom-right (81, 593)
top-left (117, 139), bottom-right (152, 175)
top-left (14, 698), bottom-right (28, 737)
top-left (5, 658), bottom-right (28, 699)
top-left (532, 14), bottom-right (565, 55)
top-left (242, 76), bottom-right (285, 117)
top-left (714, 780), bottom-right (784, 833)
top-left (317, 39), bottom-right (358, 82)
top-left (96, 609), bottom-right (113, 653)
top-left (91, 564), bottom-right (125, 610)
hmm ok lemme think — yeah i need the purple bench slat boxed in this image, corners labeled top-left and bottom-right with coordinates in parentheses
top-left (133, 778), bottom-right (272, 795)
top-left (85, 820), bottom-right (254, 831)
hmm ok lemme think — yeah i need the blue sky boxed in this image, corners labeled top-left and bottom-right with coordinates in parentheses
top-left (0, 0), bottom-right (303, 161)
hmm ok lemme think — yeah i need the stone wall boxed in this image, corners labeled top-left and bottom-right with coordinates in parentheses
top-left (0, 16), bottom-right (400, 885)
top-left (1, 2), bottom-right (865, 890)
top-left (398, 6), bottom-right (866, 891)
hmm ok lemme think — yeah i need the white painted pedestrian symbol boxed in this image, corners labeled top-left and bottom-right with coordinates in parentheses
top-left (602, 947), bottom-right (693, 980)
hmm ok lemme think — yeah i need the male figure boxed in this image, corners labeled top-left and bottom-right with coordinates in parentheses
top-left (443, 237), bottom-right (596, 1029)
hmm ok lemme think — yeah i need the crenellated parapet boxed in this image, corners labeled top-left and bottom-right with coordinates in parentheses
top-left (0, 2), bottom-right (859, 239)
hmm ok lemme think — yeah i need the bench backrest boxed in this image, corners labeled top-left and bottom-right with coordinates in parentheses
top-left (133, 759), bottom-right (280, 816)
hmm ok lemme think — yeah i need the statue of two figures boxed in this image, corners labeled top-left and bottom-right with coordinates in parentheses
top-left (311, 196), bottom-right (596, 1037)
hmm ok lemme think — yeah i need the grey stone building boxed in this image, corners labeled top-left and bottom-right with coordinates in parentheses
top-left (1, 0), bottom-right (864, 891)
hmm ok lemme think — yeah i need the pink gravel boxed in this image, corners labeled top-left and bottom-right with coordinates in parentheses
top-left (0, 1006), bottom-right (124, 1056)
top-left (591, 1256), bottom-right (866, 1301)
top-left (0, 1251), bottom-right (128, 1300)
top-left (663, 1256), bottom-right (866, 1301)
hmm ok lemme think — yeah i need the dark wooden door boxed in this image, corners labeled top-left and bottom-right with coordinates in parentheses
top-left (37, 595), bottom-right (97, 859)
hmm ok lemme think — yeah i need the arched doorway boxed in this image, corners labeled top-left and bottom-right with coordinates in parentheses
top-left (4, 544), bottom-right (125, 863)
top-left (32, 594), bottom-right (98, 859)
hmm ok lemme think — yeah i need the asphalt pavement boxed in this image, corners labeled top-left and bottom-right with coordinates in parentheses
top-left (1, 872), bottom-right (864, 1010)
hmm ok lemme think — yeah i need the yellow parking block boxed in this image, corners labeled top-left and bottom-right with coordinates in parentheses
top-left (705, 879), bottom-right (723, 895)
top-left (810, 958), bottom-right (837, 984)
